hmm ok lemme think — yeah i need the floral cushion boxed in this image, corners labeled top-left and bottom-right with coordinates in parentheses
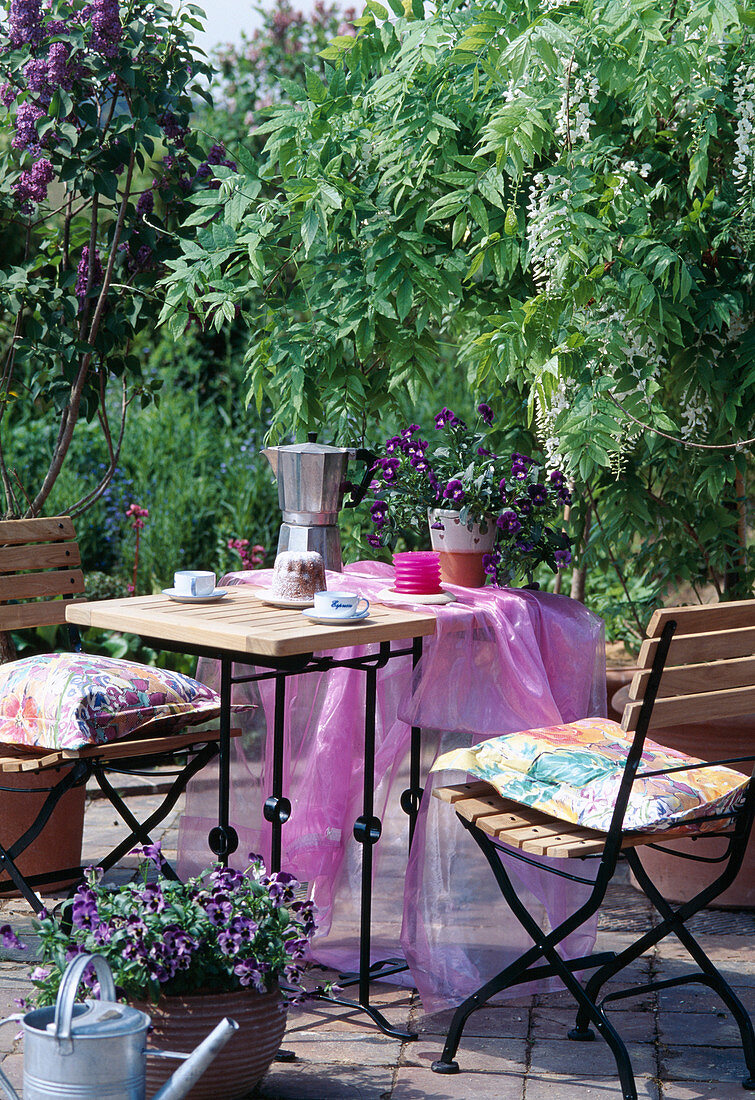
top-left (0, 653), bottom-right (222, 751)
top-left (431, 717), bottom-right (749, 833)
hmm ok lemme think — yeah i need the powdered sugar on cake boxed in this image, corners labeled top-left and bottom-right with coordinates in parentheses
top-left (271, 551), bottom-right (327, 600)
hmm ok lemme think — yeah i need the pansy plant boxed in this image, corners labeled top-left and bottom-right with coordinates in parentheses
top-left (25, 844), bottom-right (317, 1008)
top-left (368, 405), bottom-right (572, 587)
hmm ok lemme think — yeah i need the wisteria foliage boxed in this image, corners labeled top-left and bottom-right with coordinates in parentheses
top-left (161, 0), bottom-right (755, 597)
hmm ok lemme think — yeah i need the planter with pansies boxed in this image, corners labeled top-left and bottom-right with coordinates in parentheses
top-left (367, 405), bottom-right (572, 588)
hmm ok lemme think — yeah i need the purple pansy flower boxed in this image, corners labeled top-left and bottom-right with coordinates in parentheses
top-left (443, 479), bottom-right (465, 504)
top-left (554, 549), bottom-right (572, 568)
top-left (477, 402), bottom-right (494, 424)
top-left (496, 510), bottom-right (522, 535)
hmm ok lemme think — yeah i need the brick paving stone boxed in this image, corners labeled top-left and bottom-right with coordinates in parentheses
top-left (659, 1010), bottom-right (743, 1048)
top-left (660, 1044), bottom-right (749, 1082)
top-left (415, 1004), bottom-right (530, 1039)
top-left (253, 1063), bottom-right (394, 1099)
top-left (661, 1081), bottom-right (755, 1099)
top-left (391, 1065), bottom-right (524, 1099)
top-left (657, 984), bottom-right (755, 1015)
top-left (524, 1074), bottom-right (659, 1099)
top-left (276, 1031), bottom-right (401, 1066)
top-left (403, 1036), bottom-right (527, 1074)
top-left (528, 1038), bottom-right (656, 1078)
top-left (0, 1053), bottom-right (23, 1092)
top-left (531, 1005), bottom-right (653, 1043)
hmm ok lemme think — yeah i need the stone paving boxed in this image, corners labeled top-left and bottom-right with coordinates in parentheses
top-left (0, 788), bottom-right (753, 1100)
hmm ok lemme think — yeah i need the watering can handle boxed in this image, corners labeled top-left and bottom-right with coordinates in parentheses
top-left (53, 954), bottom-right (117, 1042)
top-left (344, 449), bottom-right (377, 509)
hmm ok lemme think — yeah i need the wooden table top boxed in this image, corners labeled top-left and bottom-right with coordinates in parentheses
top-left (65, 587), bottom-right (437, 658)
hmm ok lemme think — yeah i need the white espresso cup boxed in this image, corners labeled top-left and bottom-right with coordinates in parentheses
top-left (174, 570), bottom-right (216, 597)
top-left (313, 590), bottom-right (369, 618)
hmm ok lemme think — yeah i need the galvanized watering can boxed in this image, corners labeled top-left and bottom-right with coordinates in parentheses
top-left (0, 954), bottom-right (238, 1100)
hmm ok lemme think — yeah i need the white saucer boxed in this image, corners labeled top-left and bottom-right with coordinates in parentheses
top-left (162, 588), bottom-right (228, 603)
top-left (377, 587), bottom-right (456, 606)
top-left (246, 586), bottom-right (315, 609)
top-left (301, 607), bottom-right (371, 625)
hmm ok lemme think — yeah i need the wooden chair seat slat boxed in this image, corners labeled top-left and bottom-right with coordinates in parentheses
top-left (434, 784), bottom-right (733, 859)
top-left (0, 569), bottom-right (85, 602)
top-left (629, 655), bottom-right (755, 700)
top-left (639, 626), bottom-right (755, 667)
top-left (0, 728), bottom-right (241, 772)
top-left (0, 542), bottom-right (81, 573)
top-left (622, 683), bottom-right (755, 731)
top-left (0, 518), bottom-right (74, 546)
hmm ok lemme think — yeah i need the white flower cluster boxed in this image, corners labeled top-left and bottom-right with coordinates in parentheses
top-left (594, 308), bottom-right (659, 402)
top-left (555, 64), bottom-right (599, 145)
top-left (526, 172), bottom-right (571, 291)
top-left (680, 389), bottom-right (713, 440)
top-left (733, 64), bottom-right (755, 215)
top-left (535, 379), bottom-right (572, 469)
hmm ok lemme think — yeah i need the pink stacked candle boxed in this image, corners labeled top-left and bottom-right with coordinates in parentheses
top-left (392, 551), bottom-right (442, 595)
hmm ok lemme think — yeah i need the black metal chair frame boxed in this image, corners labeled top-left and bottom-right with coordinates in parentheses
top-left (0, 618), bottom-right (221, 915)
top-left (431, 619), bottom-right (755, 1100)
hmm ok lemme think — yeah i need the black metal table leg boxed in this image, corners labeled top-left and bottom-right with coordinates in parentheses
top-left (263, 672), bottom-right (291, 873)
top-left (400, 636), bottom-right (424, 851)
top-left (208, 656), bottom-right (239, 864)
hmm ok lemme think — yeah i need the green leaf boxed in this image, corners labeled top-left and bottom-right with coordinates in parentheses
top-left (504, 207), bottom-right (518, 236)
top-left (305, 68), bottom-right (328, 105)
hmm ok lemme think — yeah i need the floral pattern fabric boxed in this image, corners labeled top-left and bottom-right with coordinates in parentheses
top-left (0, 653), bottom-right (221, 751)
top-left (431, 716), bottom-right (749, 833)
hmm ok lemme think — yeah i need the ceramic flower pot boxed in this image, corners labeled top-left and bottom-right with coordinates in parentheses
top-left (136, 986), bottom-right (288, 1100)
top-left (428, 508), bottom-right (496, 587)
top-left (0, 771), bottom-right (85, 895)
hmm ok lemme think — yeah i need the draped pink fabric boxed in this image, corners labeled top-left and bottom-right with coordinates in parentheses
top-left (177, 562), bottom-right (606, 1012)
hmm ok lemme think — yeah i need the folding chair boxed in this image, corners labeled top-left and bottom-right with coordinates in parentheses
top-left (430, 600), bottom-right (755, 1100)
top-left (0, 516), bottom-right (234, 913)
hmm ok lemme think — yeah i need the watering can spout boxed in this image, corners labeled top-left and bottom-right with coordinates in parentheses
top-left (151, 1017), bottom-right (239, 1100)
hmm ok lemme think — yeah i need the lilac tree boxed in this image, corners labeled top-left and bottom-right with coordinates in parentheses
top-left (0, 0), bottom-right (223, 518)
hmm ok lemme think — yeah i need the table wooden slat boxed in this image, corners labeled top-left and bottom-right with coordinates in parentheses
top-left (66, 587), bottom-right (437, 657)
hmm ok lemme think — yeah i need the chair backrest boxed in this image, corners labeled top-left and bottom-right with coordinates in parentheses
top-left (622, 600), bottom-right (755, 734)
top-left (0, 517), bottom-right (85, 632)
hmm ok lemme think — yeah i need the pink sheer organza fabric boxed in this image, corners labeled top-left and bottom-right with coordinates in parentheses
top-left (177, 561), bottom-right (606, 1013)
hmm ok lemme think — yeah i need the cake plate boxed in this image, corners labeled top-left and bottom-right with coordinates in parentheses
top-left (246, 586), bottom-right (315, 609)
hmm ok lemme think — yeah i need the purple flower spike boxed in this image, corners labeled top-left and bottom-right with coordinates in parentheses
top-left (9, 0), bottom-right (43, 47)
top-left (91, 0), bottom-right (122, 56)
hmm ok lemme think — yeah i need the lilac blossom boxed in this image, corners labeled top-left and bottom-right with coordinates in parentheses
top-left (136, 189), bottom-right (154, 219)
top-left (11, 100), bottom-right (44, 152)
top-left (9, 0), bottom-right (43, 47)
top-left (75, 246), bottom-right (103, 303)
top-left (47, 42), bottom-right (73, 89)
top-left (14, 158), bottom-right (54, 207)
top-left (0, 84), bottom-right (16, 108)
top-left (91, 0), bottom-right (122, 57)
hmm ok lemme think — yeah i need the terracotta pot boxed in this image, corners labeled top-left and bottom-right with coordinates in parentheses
top-left (0, 770), bottom-right (85, 895)
top-left (138, 986), bottom-right (287, 1100)
top-left (428, 508), bottom-right (496, 588)
top-left (610, 677), bottom-right (755, 910)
